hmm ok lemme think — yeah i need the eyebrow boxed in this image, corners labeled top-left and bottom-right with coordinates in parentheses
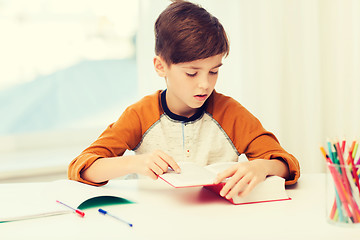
top-left (182, 63), bottom-right (223, 70)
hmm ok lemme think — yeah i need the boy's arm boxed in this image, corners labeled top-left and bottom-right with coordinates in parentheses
top-left (230, 111), bottom-right (300, 185)
top-left (214, 126), bottom-right (299, 199)
top-left (209, 92), bottom-right (300, 198)
top-left (68, 91), bottom-right (180, 185)
top-left (242, 131), bottom-right (300, 185)
top-left (67, 107), bottom-right (141, 186)
top-left (209, 92), bottom-right (300, 185)
top-left (80, 150), bottom-right (181, 184)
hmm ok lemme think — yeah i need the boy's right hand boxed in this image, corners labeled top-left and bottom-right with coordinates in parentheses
top-left (132, 150), bottom-right (181, 180)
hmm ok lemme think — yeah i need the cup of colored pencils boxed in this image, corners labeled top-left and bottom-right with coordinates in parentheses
top-left (320, 139), bottom-right (360, 226)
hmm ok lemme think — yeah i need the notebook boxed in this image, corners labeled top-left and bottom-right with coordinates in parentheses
top-left (0, 179), bottom-right (135, 222)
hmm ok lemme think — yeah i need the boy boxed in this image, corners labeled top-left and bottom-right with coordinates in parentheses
top-left (68, 0), bottom-right (300, 200)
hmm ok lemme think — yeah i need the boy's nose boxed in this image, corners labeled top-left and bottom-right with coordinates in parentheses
top-left (198, 76), bottom-right (210, 89)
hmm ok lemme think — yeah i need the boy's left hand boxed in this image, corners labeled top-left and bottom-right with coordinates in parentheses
top-left (214, 159), bottom-right (269, 200)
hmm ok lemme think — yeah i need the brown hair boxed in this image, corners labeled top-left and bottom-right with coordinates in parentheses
top-left (154, 0), bottom-right (229, 65)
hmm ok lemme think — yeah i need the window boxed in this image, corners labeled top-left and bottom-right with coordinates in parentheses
top-left (0, 0), bottom-right (139, 181)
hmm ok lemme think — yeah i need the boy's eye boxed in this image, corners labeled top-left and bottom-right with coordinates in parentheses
top-left (209, 71), bottom-right (218, 75)
top-left (186, 72), bottom-right (197, 77)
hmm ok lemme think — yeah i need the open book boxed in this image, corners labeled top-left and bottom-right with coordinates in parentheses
top-left (0, 180), bottom-right (135, 222)
top-left (159, 162), bottom-right (291, 205)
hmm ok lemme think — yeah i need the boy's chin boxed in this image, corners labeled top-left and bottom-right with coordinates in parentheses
top-left (189, 102), bottom-right (205, 109)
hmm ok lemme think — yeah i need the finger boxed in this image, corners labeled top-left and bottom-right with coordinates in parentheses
top-left (238, 177), bottom-right (262, 197)
top-left (154, 157), bottom-right (170, 173)
top-left (225, 175), bottom-right (252, 199)
top-left (150, 161), bottom-right (165, 176)
top-left (214, 165), bottom-right (238, 184)
top-left (144, 168), bottom-right (158, 180)
top-left (219, 169), bottom-right (245, 197)
top-left (156, 150), bottom-right (181, 173)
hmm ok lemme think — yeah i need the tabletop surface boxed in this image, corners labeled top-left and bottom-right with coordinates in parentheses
top-left (1, 173), bottom-right (359, 240)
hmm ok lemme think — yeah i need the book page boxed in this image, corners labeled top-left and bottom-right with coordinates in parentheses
top-left (204, 161), bottom-right (238, 174)
top-left (231, 176), bottom-right (289, 204)
top-left (159, 162), bottom-right (217, 188)
top-left (204, 176), bottom-right (289, 205)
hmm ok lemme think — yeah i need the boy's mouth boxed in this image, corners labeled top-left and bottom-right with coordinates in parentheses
top-left (194, 94), bottom-right (208, 101)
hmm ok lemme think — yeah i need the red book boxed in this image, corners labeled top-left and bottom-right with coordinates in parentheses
top-left (159, 162), bottom-right (291, 204)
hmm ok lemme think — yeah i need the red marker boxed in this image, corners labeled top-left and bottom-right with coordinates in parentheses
top-left (56, 200), bottom-right (85, 217)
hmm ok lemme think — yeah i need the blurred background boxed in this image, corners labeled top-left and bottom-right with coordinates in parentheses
top-left (1, 0), bottom-right (359, 182)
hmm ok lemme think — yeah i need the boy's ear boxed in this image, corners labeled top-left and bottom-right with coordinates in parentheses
top-left (153, 56), bottom-right (167, 77)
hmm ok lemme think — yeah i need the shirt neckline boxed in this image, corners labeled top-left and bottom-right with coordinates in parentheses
top-left (160, 90), bottom-right (207, 123)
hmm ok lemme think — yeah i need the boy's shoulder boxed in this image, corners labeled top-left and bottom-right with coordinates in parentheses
top-left (208, 90), bottom-right (245, 111)
top-left (207, 90), bottom-right (258, 122)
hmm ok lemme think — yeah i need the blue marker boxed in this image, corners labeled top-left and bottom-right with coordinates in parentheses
top-left (98, 208), bottom-right (133, 227)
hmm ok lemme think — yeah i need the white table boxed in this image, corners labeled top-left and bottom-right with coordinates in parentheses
top-left (1, 174), bottom-right (359, 240)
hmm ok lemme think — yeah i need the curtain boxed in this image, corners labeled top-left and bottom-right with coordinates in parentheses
top-left (137, 0), bottom-right (360, 173)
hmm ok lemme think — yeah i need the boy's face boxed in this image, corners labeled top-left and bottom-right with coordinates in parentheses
top-left (154, 54), bottom-right (223, 118)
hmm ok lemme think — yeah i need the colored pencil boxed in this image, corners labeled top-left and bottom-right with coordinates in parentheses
top-left (321, 142), bottom-right (360, 223)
